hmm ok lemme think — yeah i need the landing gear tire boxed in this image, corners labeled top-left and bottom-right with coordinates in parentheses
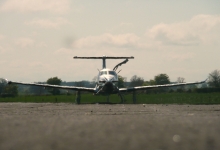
top-left (132, 91), bottom-right (136, 104)
top-left (75, 91), bottom-right (81, 104)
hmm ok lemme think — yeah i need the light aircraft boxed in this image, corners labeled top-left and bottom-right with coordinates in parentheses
top-left (1, 56), bottom-right (206, 104)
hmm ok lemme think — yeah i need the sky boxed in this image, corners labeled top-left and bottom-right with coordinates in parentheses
top-left (0, 0), bottom-right (220, 83)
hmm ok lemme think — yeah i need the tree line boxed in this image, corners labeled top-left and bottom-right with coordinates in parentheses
top-left (1, 69), bottom-right (220, 96)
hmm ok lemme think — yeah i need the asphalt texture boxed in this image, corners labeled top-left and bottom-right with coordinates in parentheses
top-left (0, 103), bottom-right (220, 150)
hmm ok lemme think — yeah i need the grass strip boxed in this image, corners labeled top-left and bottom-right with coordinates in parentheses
top-left (0, 93), bottom-right (220, 104)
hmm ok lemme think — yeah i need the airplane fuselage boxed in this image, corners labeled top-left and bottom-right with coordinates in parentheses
top-left (95, 68), bottom-right (119, 95)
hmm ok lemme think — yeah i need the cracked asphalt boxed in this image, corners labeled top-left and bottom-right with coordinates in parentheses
top-left (0, 103), bottom-right (220, 150)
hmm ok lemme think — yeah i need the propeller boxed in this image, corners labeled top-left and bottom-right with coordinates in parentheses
top-left (95, 77), bottom-right (114, 95)
top-left (117, 69), bottom-right (122, 74)
top-left (113, 59), bottom-right (128, 71)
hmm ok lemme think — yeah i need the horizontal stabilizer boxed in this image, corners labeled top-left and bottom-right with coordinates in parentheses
top-left (74, 55), bottom-right (134, 69)
top-left (74, 56), bottom-right (134, 59)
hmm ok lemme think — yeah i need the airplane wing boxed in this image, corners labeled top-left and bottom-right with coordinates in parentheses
top-left (8, 81), bottom-right (96, 93)
top-left (119, 80), bottom-right (207, 92)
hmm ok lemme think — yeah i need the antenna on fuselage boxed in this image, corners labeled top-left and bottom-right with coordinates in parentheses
top-left (73, 56), bottom-right (134, 69)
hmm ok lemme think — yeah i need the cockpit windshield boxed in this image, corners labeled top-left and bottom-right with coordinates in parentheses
top-left (100, 71), bottom-right (117, 77)
top-left (108, 71), bottom-right (117, 76)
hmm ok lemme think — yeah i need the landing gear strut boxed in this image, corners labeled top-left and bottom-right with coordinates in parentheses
top-left (106, 95), bottom-right (109, 103)
top-left (132, 91), bottom-right (137, 104)
top-left (119, 93), bottom-right (124, 104)
top-left (75, 91), bottom-right (81, 104)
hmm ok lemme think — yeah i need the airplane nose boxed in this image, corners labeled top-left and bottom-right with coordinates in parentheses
top-left (106, 77), bottom-right (113, 82)
top-left (99, 76), bottom-right (114, 83)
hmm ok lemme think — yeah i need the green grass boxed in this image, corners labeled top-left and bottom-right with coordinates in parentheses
top-left (134, 93), bottom-right (220, 104)
top-left (1, 93), bottom-right (220, 104)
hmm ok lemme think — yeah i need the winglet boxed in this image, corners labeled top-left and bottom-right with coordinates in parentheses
top-left (202, 78), bottom-right (208, 83)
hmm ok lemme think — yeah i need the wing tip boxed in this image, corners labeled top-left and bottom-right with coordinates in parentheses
top-left (0, 78), bottom-right (10, 85)
top-left (200, 78), bottom-right (208, 84)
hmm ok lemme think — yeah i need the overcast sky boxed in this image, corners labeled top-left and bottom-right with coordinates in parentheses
top-left (0, 0), bottom-right (220, 82)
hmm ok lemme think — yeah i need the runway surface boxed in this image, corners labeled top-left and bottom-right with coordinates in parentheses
top-left (0, 103), bottom-right (220, 150)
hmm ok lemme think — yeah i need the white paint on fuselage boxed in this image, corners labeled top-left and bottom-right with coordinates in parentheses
top-left (98, 68), bottom-right (118, 85)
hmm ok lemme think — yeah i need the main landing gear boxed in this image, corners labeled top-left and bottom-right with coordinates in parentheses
top-left (75, 91), bottom-right (137, 104)
top-left (118, 91), bottom-right (137, 104)
top-left (132, 91), bottom-right (137, 104)
top-left (118, 93), bottom-right (124, 104)
top-left (75, 91), bottom-right (81, 104)
top-left (106, 95), bottom-right (109, 103)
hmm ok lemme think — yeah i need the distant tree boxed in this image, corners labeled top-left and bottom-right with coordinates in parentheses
top-left (0, 78), bottom-right (18, 96)
top-left (208, 70), bottom-right (220, 88)
top-left (130, 75), bottom-right (144, 87)
top-left (118, 75), bottom-right (127, 88)
top-left (47, 77), bottom-right (62, 85)
top-left (154, 74), bottom-right (170, 85)
top-left (91, 76), bottom-right (97, 87)
top-left (187, 84), bottom-right (197, 90)
top-left (28, 83), bottom-right (45, 95)
top-left (143, 79), bottom-right (155, 86)
top-left (0, 78), bottom-right (7, 94)
top-left (2, 84), bottom-right (18, 96)
top-left (176, 77), bottom-right (186, 90)
top-left (47, 77), bottom-right (62, 95)
top-left (0, 83), bottom-right (4, 94)
top-left (177, 77), bottom-right (185, 83)
top-left (201, 83), bottom-right (208, 88)
top-left (75, 81), bottom-right (85, 87)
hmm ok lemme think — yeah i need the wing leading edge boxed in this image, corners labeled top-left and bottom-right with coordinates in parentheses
top-left (7, 79), bottom-right (207, 94)
top-left (8, 81), bottom-right (96, 93)
top-left (119, 80), bottom-right (207, 92)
